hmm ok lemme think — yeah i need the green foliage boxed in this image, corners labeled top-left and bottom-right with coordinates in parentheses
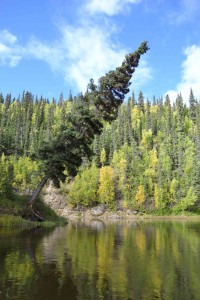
top-left (86, 41), bottom-right (149, 122)
top-left (111, 144), bottom-right (129, 192)
top-left (177, 186), bottom-right (197, 211)
top-left (10, 156), bottom-right (43, 191)
top-left (68, 163), bottom-right (99, 207)
top-left (0, 154), bottom-right (10, 195)
top-left (100, 148), bottom-right (106, 166)
top-left (88, 90), bottom-right (200, 213)
top-left (170, 178), bottom-right (179, 203)
top-left (154, 184), bottom-right (165, 209)
top-left (0, 215), bottom-right (36, 228)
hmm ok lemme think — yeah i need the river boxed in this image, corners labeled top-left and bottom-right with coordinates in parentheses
top-left (0, 219), bottom-right (200, 299)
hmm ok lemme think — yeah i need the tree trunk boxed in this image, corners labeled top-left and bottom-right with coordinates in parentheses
top-left (27, 175), bottom-right (49, 207)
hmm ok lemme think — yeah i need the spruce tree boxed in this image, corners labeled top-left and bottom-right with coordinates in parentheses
top-left (189, 88), bottom-right (197, 124)
top-left (137, 91), bottom-right (145, 113)
top-left (27, 102), bottom-right (103, 206)
top-left (27, 41), bottom-right (149, 207)
top-left (4, 93), bottom-right (12, 111)
top-left (145, 98), bottom-right (151, 130)
top-left (0, 92), bottom-right (4, 104)
top-left (86, 41), bottom-right (149, 121)
top-left (193, 109), bottom-right (200, 202)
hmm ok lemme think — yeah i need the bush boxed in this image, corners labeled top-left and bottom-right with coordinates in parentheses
top-left (68, 163), bottom-right (99, 207)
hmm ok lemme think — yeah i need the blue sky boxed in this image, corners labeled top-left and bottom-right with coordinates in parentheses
top-left (1, 0), bottom-right (200, 103)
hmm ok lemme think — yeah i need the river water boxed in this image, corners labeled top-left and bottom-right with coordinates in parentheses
top-left (0, 219), bottom-right (200, 299)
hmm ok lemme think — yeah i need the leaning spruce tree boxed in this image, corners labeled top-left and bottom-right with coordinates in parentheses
top-left (27, 41), bottom-right (149, 207)
top-left (86, 41), bottom-right (149, 121)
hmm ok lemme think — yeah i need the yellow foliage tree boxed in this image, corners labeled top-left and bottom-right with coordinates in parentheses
top-left (100, 148), bottom-right (106, 166)
top-left (170, 178), bottom-right (179, 203)
top-left (149, 148), bottom-right (158, 168)
top-left (135, 185), bottom-right (145, 207)
top-left (10, 156), bottom-right (43, 192)
top-left (179, 186), bottom-right (197, 211)
top-left (141, 129), bottom-right (153, 149)
top-left (131, 106), bottom-right (142, 128)
top-left (154, 184), bottom-right (165, 209)
top-left (0, 154), bottom-right (9, 195)
top-left (98, 166), bottom-right (115, 207)
top-left (68, 163), bottom-right (99, 207)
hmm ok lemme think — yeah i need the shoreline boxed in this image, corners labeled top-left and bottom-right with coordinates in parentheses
top-left (42, 185), bottom-right (200, 224)
top-left (56, 206), bottom-right (200, 223)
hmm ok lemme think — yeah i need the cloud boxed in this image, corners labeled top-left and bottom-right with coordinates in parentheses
top-left (22, 19), bottom-right (151, 94)
top-left (0, 29), bottom-right (17, 45)
top-left (33, 22), bottom-right (151, 93)
top-left (26, 37), bottom-right (63, 71)
top-left (84, 0), bottom-right (142, 16)
top-left (0, 30), bottom-right (23, 67)
top-left (168, 0), bottom-right (200, 24)
top-left (59, 23), bottom-right (128, 92)
top-left (20, 23), bottom-right (127, 92)
top-left (166, 44), bottom-right (200, 102)
top-left (0, 0), bottom-right (151, 95)
top-left (0, 24), bottom-right (151, 94)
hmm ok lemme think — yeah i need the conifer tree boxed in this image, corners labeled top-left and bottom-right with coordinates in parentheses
top-left (27, 42), bottom-right (149, 207)
top-left (193, 112), bottom-right (200, 202)
top-left (86, 41), bottom-right (149, 121)
top-left (0, 93), bottom-right (4, 104)
top-left (189, 88), bottom-right (197, 124)
top-left (145, 99), bottom-right (151, 130)
top-left (5, 93), bottom-right (12, 111)
top-left (93, 136), bottom-right (101, 167)
top-left (137, 91), bottom-right (145, 113)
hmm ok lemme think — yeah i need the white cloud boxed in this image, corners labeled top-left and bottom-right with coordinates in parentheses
top-left (168, 0), bottom-right (200, 24)
top-left (0, 25), bottom-right (151, 93)
top-left (0, 8), bottom-right (151, 94)
top-left (0, 29), bottom-right (17, 45)
top-left (26, 37), bottom-right (63, 71)
top-left (0, 30), bottom-right (23, 67)
top-left (24, 22), bottom-right (151, 93)
top-left (166, 44), bottom-right (200, 102)
top-left (85, 0), bottom-right (142, 16)
top-left (21, 23), bottom-right (127, 92)
top-left (59, 23), bottom-right (127, 92)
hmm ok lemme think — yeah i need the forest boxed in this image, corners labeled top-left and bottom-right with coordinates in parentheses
top-left (0, 41), bottom-right (200, 215)
top-left (0, 88), bottom-right (200, 214)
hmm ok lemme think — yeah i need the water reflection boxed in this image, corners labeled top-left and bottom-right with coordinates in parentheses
top-left (1, 220), bottom-right (200, 299)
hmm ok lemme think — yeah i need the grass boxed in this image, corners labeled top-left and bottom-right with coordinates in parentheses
top-left (0, 214), bottom-right (38, 228)
top-left (0, 192), bottom-right (67, 229)
top-left (0, 214), bottom-right (65, 228)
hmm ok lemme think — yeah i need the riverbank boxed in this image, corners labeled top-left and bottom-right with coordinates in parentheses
top-left (1, 185), bottom-right (200, 228)
top-left (52, 204), bottom-right (200, 223)
top-left (42, 183), bottom-right (200, 223)
top-left (0, 192), bottom-right (67, 228)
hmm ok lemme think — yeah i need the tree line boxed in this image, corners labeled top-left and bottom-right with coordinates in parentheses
top-left (67, 89), bottom-right (200, 213)
top-left (1, 86), bottom-right (200, 213)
